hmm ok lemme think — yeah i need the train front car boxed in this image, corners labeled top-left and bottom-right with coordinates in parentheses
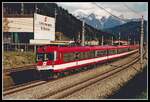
top-left (36, 46), bottom-right (60, 78)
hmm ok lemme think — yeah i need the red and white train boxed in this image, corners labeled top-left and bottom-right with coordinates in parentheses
top-left (36, 45), bottom-right (139, 78)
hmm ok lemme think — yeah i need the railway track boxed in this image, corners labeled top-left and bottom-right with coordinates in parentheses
top-left (4, 70), bottom-right (72, 96)
top-left (4, 64), bottom-right (36, 75)
top-left (3, 80), bottom-right (46, 96)
top-left (3, 51), bottom-right (144, 99)
top-left (38, 52), bottom-right (145, 99)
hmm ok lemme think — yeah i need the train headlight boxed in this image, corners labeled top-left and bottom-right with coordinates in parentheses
top-left (43, 62), bottom-right (47, 66)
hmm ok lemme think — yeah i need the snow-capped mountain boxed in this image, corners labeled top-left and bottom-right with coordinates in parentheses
top-left (103, 15), bottom-right (125, 29)
top-left (73, 10), bottom-right (125, 30)
top-left (78, 13), bottom-right (104, 30)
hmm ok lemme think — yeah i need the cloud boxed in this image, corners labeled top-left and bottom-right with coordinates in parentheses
top-left (57, 2), bottom-right (94, 10)
top-left (57, 2), bottom-right (112, 18)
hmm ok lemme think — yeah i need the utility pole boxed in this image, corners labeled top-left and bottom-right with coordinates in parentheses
top-left (55, 8), bottom-right (57, 23)
top-left (35, 3), bottom-right (38, 13)
top-left (73, 37), bottom-right (74, 41)
top-left (128, 35), bottom-right (129, 45)
top-left (119, 32), bottom-right (120, 45)
top-left (140, 15), bottom-right (144, 64)
top-left (55, 8), bottom-right (57, 40)
top-left (101, 35), bottom-right (104, 46)
top-left (21, 3), bottom-right (24, 15)
top-left (112, 36), bottom-right (113, 45)
top-left (134, 34), bottom-right (136, 45)
top-left (34, 3), bottom-right (38, 54)
top-left (81, 20), bottom-right (85, 46)
top-left (78, 32), bottom-right (80, 40)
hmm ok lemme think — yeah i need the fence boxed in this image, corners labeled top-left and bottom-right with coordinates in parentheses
top-left (3, 43), bottom-right (38, 53)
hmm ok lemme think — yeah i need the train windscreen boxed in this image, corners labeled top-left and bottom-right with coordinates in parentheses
top-left (37, 53), bottom-right (54, 61)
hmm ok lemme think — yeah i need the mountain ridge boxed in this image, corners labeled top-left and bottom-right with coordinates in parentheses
top-left (73, 10), bottom-right (144, 30)
top-left (104, 20), bottom-right (147, 42)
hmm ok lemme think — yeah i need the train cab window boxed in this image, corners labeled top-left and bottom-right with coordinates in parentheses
top-left (37, 53), bottom-right (44, 61)
top-left (37, 52), bottom-right (57, 61)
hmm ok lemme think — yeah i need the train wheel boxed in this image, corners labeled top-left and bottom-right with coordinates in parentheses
top-left (53, 73), bottom-right (59, 79)
top-left (64, 71), bottom-right (69, 76)
top-left (75, 69), bottom-right (79, 73)
top-left (94, 63), bottom-right (98, 68)
top-left (71, 69), bottom-right (75, 74)
top-left (70, 69), bottom-right (76, 74)
top-left (80, 67), bottom-right (84, 72)
top-left (59, 72), bottom-right (64, 77)
top-left (88, 65), bottom-right (93, 69)
top-left (53, 72), bottom-right (61, 78)
top-left (84, 67), bottom-right (87, 70)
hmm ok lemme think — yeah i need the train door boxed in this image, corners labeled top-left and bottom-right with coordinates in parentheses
top-left (51, 51), bottom-right (61, 65)
top-left (75, 52), bottom-right (80, 65)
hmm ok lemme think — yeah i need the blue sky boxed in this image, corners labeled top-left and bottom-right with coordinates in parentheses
top-left (57, 2), bottom-right (148, 20)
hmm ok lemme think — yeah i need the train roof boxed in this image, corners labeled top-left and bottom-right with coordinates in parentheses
top-left (37, 45), bottom-right (139, 53)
